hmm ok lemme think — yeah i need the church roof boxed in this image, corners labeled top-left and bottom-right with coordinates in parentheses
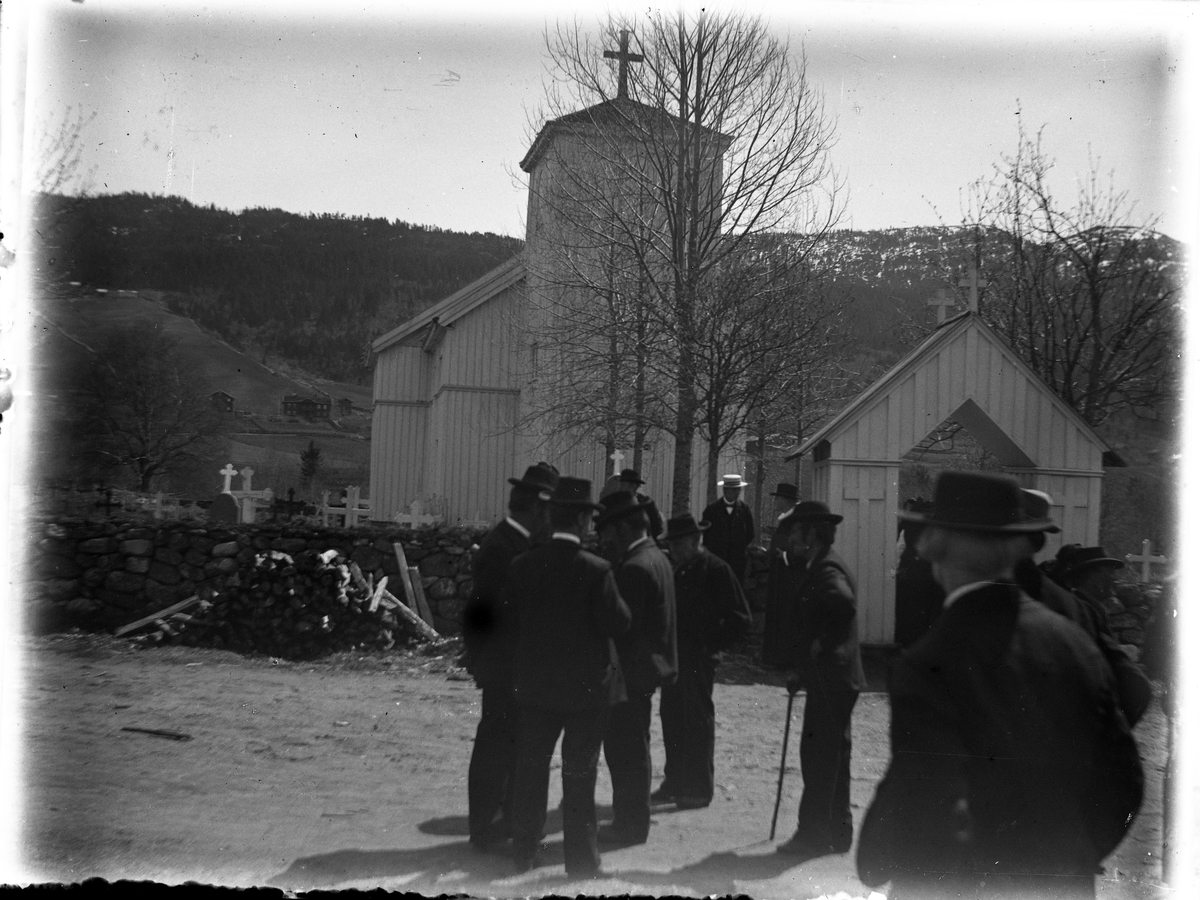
top-left (371, 254), bottom-right (525, 355)
top-left (520, 97), bottom-right (732, 173)
top-left (784, 312), bottom-right (1123, 466)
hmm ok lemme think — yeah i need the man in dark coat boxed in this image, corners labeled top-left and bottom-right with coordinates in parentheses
top-left (857, 471), bottom-right (1143, 900)
top-left (595, 490), bottom-right (678, 846)
top-left (599, 468), bottom-right (664, 538)
top-left (700, 473), bottom-right (756, 582)
top-left (776, 501), bottom-right (867, 859)
top-left (1014, 494), bottom-right (1152, 727)
top-left (461, 463), bottom-right (557, 851)
top-left (761, 483), bottom-right (801, 667)
top-left (503, 476), bottom-right (632, 878)
top-left (654, 512), bottom-right (752, 809)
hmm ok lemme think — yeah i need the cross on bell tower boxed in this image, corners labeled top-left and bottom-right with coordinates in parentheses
top-left (604, 29), bottom-right (644, 100)
top-left (958, 260), bottom-right (990, 313)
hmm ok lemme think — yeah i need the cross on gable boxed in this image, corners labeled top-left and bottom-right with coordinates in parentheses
top-left (603, 29), bottom-right (644, 100)
top-left (926, 288), bottom-right (956, 325)
top-left (958, 261), bottom-right (990, 313)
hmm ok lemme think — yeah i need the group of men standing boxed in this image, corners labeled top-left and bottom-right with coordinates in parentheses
top-left (460, 463), bottom-right (752, 878)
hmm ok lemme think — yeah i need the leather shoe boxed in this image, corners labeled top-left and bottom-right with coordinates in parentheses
top-left (776, 833), bottom-right (838, 860)
top-left (649, 784), bottom-right (677, 803)
top-left (597, 824), bottom-right (647, 847)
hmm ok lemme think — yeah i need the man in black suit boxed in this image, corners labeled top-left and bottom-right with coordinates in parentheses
top-left (461, 463), bottom-right (558, 851)
top-left (595, 490), bottom-right (678, 846)
top-left (654, 512), bottom-right (752, 809)
top-left (762, 482), bottom-right (800, 667)
top-left (503, 476), bottom-right (632, 878)
top-left (700, 474), bottom-right (756, 582)
top-left (858, 471), bottom-right (1143, 900)
top-left (776, 501), bottom-right (867, 859)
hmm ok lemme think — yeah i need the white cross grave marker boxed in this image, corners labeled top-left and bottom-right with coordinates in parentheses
top-left (610, 448), bottom-right (626, 476)
top-left (219, 463), bottom-right (237, 493)
top-left (1125, 538), bottom-right (1168, 582)
top-left (239, 466), bottom-right (255, 493)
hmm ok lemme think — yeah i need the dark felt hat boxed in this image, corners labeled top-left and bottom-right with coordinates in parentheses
top-left (1056, 544), bottom-right (1125, 577)
top-left (1020, 489), bottom-right (1061, 534)
top-left (664, 512), bottom-right (710, 540)
top-left (548, 476), bottom-right (602, 510)
top-left (594, 490), bottom-right (649, 529)
top-left (508, 463), bottom-right (559, 500)
top-left (618, 468), bottom-right (644, 485)
top-left (779, 500), bottom-right (843, 529)
top-left (899, 470), bottom-right (1056, 534)
top-left (771, 483), bottom-right (799, 502)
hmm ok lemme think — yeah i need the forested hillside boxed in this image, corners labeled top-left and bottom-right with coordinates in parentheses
top-left (33, 192), bottom-right (524, 382)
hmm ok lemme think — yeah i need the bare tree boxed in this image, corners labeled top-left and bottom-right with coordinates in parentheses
top-left (523, 10), bottom-right (843, 513)
top-left (84, 323), bottom-right (227, 491)
top-left (962, 122), bottom-right (1183, 427)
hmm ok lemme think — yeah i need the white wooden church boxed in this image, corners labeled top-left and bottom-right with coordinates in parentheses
top-left (369, 77), bottom-right (739, 526)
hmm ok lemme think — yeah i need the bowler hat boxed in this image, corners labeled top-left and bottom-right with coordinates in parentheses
top-left (779, 500), bottom-right (843, 530)
top-left (771, 483), bottom-right (799, 502)
top-left (718, 474), bottom-right (746, 489)
top-left (508, 463), bottom-right (559, 500)
top-left (1020, 489), bottom-right (1061, 533)
top-left (594, 490), bottom-right (649, 529)
top-left (899, 470), bottom-right (1056, 534)
top-left (1056, 544), bottom-right (1125, 577)
top-left (549, 476), bottom-right (603, 511)
top-left (618, 468), bottom-right (645, 485)
top-left (664, 512), bottom-right (710, 540)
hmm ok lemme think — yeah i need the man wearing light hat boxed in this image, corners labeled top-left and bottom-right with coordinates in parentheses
top-left (700, 473), bottom-right (756, 582)
top-left (857, 470), bottom-right (1143, 900)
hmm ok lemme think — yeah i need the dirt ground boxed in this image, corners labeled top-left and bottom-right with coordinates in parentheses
top-left (11, 632), bottom-right (1172, 899)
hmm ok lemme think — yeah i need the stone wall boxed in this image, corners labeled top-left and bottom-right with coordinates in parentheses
top-left (25, 517), bottom-right (488, 636)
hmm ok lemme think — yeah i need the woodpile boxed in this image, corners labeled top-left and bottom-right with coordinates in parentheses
top-left (166, 548), bottom-right (437, 659)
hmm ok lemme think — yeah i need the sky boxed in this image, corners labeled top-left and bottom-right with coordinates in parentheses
top-left (6, 0), bottom-right (1198, 242)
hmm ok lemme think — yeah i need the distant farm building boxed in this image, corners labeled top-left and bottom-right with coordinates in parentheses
top-left (282, 395), bottom-right (331, 419)
top-left (209, 390), bottom-right (235, 413)
top-left (336, 397), bottom-right (354, 417)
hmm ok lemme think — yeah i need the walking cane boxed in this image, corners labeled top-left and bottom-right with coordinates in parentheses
top-left (769, 689), bottom-right (796, 841)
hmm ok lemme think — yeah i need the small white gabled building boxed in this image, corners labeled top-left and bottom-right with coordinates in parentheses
top-left (786, 310), bottom-right (1124, 645)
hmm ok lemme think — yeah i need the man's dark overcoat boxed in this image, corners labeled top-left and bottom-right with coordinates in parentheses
top-left (603, 537), bottom-right (678, 840)
top-left (762, 523), bottom-right (803, 667)
top-left (1017, 559), bottom-right (1152, 726)
top-left (793, 548), bottom-right (868, 694)
top-left (660, 547), bottom-right (752, 802)
top-left (857, 583), bottom-right (1144, 900)
top-left (503, 536), bottom-right (632, 876)
top-left (463, 519), bottom-right (528, 687)
top-left (700, 497), bottom-right (756, 581)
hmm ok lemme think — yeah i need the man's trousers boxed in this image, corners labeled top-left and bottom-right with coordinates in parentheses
top-left (795, 688), bottom-right (859, 849)
top-left (658, 654), bottom-right (716, 803)
top-left (602, 690), bottom-right (654, 839)
top-left (467, 683), bottom-right (519, 845)
top-left (510, 703), bottom-right (609, 877)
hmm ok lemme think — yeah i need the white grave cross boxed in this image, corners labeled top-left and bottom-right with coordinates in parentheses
top-left (610, 448), bottom-right (626, 476)
top-left (219, 463), bottom-right (238, 493)
top-left (1125, 538), bottom-right (1168, 582)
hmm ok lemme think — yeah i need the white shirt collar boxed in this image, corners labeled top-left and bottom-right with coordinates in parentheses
top-left (626, 535), bottom-right (653, 553)
top-left (551, 531), bottom-right (581, 545)
top-left (505, 516), bottom-right (531, 539)
top-left (942, 581), bottom-right (1000, 609)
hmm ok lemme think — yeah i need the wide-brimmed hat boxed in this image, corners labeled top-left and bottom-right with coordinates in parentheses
top-left (618, 468), bottom-right (644, 485)
top-left (899, 470), bottom-right (1056, 534)
top-left (549, 476), bottom-right (603, 511)
top-left (718, 474), bottom-right (746, 489)
top-left (594, 490), bottom-right (649, 529)
top-left (664, 512), bottom-right (710, 540)
top-left (1056, 544), bottom-right (1125, 577)
top-left (771, 483), bottom-right (799, 502)
top-left (779, 500), bottom-right (843, 530)
top-left (508, 463), bottom-right (559, 500)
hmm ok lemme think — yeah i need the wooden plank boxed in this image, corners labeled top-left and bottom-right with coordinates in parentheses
top-left (378, 588), bottom-right (440, 642)
top-left (409, 567), bottom-right (435, 626)
top-left (393, 543), bottom-right (418, 607)
top-left (114, 595), bottom-right (202, 637)
top-left (369, 576), bottom-right (389, 613)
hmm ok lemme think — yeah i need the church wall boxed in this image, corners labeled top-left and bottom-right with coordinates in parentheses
top-left (434, 283), bottom-right (523, 391)
top-left (369, 402), bottom-right (428, 523)
top-left (433, 387), bottom-right (521, 525)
